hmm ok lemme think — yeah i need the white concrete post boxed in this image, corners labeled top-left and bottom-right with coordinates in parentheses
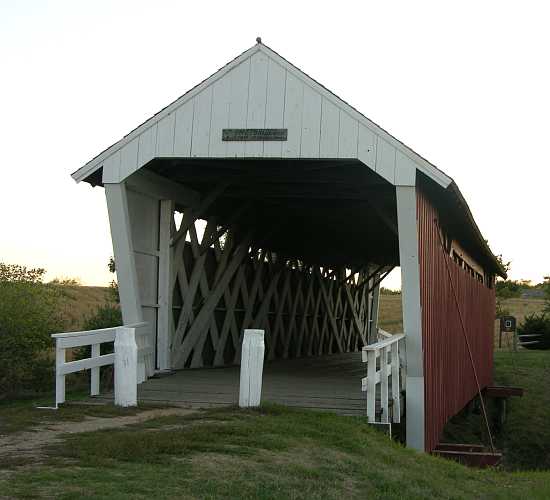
top-left (90, 343), bottom-right (100, 396)
top-left (239, 329), bottom-right (265, 407)
top-left (114, 327), bottom-right (138, 407)
top-left (55, 342), bottom-right (66, 405)
top-left (396, 184), bottom-right (425, 451)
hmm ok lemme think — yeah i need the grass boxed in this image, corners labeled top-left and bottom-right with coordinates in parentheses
top-left (1, 402), bottom-right (550, 499)
top-left (56, 285), bottom-right (112, 331)
top-left (494, 351), bottom-right (550, 470)
top-left (378, 294), bottom-right (548, 348)
top-left (0, 394), bottom-right (154, 435)
top-left (378, 294), bottom-right (404, 333)
top-left (444, 350), bottom-right (550, 471)
top-left (0, 293), bottom-right (547, 498)
top-left (1, 351), bottom-right (550, 498)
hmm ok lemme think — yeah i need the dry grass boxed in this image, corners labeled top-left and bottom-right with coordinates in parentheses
top-left (378, 293), bottom-right (548, 349)
top-left (56, 285), bottom-right (112, 331)
top-left (378, 294), bottom-right (403, 334)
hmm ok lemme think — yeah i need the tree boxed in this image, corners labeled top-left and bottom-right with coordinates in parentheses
top-left (494, 255), bottom-right (512, 318)
top-left (0, 263), bottom-right (65, 398)
top-left (543, 276), bottom-right (550, 313)
top-left (108, 256), bottom-right (119, 304)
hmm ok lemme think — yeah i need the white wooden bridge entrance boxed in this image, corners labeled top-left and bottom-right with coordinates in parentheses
top-left (68, 39), bottom-right (504, 451)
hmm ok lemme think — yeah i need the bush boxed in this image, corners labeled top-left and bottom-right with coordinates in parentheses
top-left (517, 313), bottom-right (550, 350)
top-left (495, 280), bottom-right (523, 299)
top-left (82, 303), bottom-right (122, 332)
top-left (0, 264), bottom-right (65, 398)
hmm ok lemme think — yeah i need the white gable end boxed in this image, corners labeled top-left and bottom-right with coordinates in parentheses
top-left (74, 43), bottom-right (451, 188)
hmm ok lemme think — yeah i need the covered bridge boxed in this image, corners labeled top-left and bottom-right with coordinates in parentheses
top-left (72, 40), bottom-right (505, 452)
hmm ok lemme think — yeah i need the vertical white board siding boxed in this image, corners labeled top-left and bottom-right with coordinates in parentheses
top-left (357, 125), bottom-right (377, 169)
top-left (119, 138), bottom-right (139, 181)
top-left (191, 87), bottom-right (213, 157)
top-left (263, 59), bottom-right (286, 158)
top-left (319, 98), bottom-right (340, 158)
top-left (245, 51), bottom-right (269, 156)
top-left (102, 150), bottom-right (121, 183)
top-left (395, 150), bottom-right (417, 186)
top-left (138, 124), bottom-right (158, 167)
top-left (174, 99), bottom-right (194, 156)
top-left (227, 59), bottom-right (251, 157)
top-left (300, 86), bottom-right (322, 158)
top-left (376, 137), bottom-right (397, 184)
top-left (135, 253), bottom-right (158, 305)
top-left (209, 74), bottom-right (231, 157)
top-left (338, 111), bottom-right (358, 158)
top-left (127, 189), bottom-right (159, 254)
top-left (156, 112), bottom-right (175, 156)
top-left (140, 307), bottom-right (158, 371)
top-left (283, 71), bottom-right (304, 157)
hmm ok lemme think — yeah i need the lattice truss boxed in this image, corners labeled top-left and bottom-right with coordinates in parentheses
top-left (168, 207), bottom-right (389, 370)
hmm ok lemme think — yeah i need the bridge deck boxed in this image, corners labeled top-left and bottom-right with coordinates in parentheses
top-left (134, 352), bottom-right (367, 416)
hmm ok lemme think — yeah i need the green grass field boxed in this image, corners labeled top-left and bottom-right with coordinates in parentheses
top-left (1, 349), bottom-right (549, 499)
top-left (1, 288), bottom-right (547, 498)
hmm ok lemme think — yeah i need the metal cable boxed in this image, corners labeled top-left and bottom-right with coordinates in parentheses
top-left (435, 220), bottom-right (496, 453)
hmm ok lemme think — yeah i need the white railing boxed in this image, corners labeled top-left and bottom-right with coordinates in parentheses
top-left (361, 332), bottom-right (405, 424)
top-left (51, 322), bottom-right (148, 407)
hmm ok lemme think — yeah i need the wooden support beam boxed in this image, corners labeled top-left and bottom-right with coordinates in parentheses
top-left (157, 199), bottom-right (174, 370)
top-left (171, 182), bottom-right (229, 247)
top-left (396, 185), bottom-right (425, 452)
top-left (174, 232), bottom-right (253, 367)
top-left (126, 170), bottom-right (199, 208)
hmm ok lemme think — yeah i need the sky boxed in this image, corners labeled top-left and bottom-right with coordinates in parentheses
top-left (1, 0), bottom-right (548, 290)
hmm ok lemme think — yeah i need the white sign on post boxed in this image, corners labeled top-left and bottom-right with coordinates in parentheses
top-left (239, 329), bottom-right (265, 407)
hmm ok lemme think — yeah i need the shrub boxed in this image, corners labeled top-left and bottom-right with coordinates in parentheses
top-left (495, 280), bottom-right (523, 299)
top-left (0, 264), bottom-right (65, 398)
top-left (517, 313), bottom-right (550, 350)
top-left (82, 303), bottom-right (122, 332)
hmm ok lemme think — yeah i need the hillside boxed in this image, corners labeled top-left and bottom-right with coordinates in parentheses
top-left (378, 294), bottom-right (547, 344)
top-left (57, 285), bottom-right (113, 331)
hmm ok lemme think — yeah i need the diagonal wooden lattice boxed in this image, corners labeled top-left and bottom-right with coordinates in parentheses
top-left (168, 209), bottom-right (383, 370)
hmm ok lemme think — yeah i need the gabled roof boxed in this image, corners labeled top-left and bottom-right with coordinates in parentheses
top-left (72, 41), bottom-right (505, 277)
top-left (72, 41), bottom-right (452, 188)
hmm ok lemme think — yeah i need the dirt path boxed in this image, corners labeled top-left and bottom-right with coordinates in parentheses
top-left (0, 407), bottom-right (195, 464)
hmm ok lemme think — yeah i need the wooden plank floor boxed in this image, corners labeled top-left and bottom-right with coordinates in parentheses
top-left (134, 352), bottom-right (368, 416)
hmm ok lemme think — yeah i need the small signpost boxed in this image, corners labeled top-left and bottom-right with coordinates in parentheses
top-left (499, 315), bottom-right (517, 350)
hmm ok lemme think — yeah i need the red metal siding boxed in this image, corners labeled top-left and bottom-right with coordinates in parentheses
top-left (416, 186), bottom-right (495, 452)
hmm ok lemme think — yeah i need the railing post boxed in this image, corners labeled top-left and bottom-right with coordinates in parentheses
top-left (391, 341), bottom-right (401, 423)
top-left (114, 327), bottom-right (138, 407)
top-left (380, 346), bottom-right (389, 424)
top-left (90, 343), bottom-right (100, 396)
top-left (55, 341), bottom-right (66, 405)
top-left (366, 349), bottom-right (376, 422)
top-left (239, 329), bottom-right (265, 408)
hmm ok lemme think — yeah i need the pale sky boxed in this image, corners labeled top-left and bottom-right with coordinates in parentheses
top-left (1, 1), bottom-right (548, 289)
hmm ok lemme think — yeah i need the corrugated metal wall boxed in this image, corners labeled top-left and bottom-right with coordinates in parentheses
top-left (416, 186), bottom-right (495, 452)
